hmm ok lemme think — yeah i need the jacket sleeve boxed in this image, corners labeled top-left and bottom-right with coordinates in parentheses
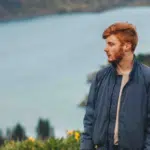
top-left (144, 85), bottom-right (150, 150)
top-left (80, 75), bottom-right (98, 150)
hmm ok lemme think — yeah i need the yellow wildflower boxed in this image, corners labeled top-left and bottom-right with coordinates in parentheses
top-left (28, 136), bottom-right (35, 142)
top-left (75, 132), bottom-right (80, 141)
top-left (67, 130), bottom-right (74, 136)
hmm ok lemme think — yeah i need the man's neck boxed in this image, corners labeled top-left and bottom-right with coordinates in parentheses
top-left (116, 54), bottom-right (134, 75)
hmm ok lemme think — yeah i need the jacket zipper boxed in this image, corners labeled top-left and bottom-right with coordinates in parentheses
top-left (107, 80), bottom-right (116, 148)
top-left (118, 80), bottom-right (130, 146)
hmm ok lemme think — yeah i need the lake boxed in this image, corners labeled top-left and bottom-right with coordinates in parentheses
top-left (0, 6), bottom-right (150, 138)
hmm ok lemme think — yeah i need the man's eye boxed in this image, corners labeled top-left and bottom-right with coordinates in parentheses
top-left (109, 43), bottom-right (114, 46)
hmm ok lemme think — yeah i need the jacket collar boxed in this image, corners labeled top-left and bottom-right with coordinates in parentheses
top-left (111, 54), bottom-right (137, 80)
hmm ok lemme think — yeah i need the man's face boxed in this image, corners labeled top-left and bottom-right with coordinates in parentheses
top-left (104, 34), bottom-right (124, 63)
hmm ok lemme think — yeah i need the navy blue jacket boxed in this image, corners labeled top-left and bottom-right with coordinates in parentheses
top-left (80, 57), bottom-right (150, 150)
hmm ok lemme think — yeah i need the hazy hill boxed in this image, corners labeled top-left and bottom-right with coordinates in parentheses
top-left (0, 0), bottom-right (150, 21)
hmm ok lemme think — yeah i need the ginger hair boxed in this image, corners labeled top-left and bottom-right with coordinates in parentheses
top-left (102, 22), bottom-right (138, 51)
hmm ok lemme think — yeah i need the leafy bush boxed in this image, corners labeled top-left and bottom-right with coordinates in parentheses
top-left (0, 130), bottom-right (81, 150)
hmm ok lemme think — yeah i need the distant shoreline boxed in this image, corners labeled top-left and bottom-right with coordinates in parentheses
top-left (0, 5), bottom-right (150, 23)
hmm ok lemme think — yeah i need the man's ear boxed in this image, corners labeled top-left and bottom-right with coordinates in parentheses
top-left (123, 42), bottom-right (132, 52)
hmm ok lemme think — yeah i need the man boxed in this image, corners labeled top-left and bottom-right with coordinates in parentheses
top-left (80, 22), bottom-right (150, 150)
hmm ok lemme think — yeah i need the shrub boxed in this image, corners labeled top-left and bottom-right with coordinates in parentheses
top-left (0, 130), bottom-right (81, 150)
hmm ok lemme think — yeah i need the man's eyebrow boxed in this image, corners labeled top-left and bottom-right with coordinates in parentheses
top-left (107, 41), bottom-right (114, 44)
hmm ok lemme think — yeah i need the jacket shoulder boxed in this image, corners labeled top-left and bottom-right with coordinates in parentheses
top-left (139, 63), bottom-right (150, 87)
top-left (96, 64), bottom-right (111, 81)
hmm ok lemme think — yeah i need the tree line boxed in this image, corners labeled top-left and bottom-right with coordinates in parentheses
top-left (0, 117), bottom-right (55, 146)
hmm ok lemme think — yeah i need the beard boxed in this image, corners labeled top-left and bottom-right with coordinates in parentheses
top-left (108, 47), bottom-right (124, 64)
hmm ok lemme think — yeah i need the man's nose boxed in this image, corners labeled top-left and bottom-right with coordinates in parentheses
top-left (104, 47), bottom-right (108, 52)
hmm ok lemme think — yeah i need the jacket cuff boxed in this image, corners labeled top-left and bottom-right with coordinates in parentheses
top-left (80, 139), bottom-right (94, 150)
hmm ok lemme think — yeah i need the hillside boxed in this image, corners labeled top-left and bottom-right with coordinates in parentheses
top-left (0, 0), bottom-right (150, 21)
